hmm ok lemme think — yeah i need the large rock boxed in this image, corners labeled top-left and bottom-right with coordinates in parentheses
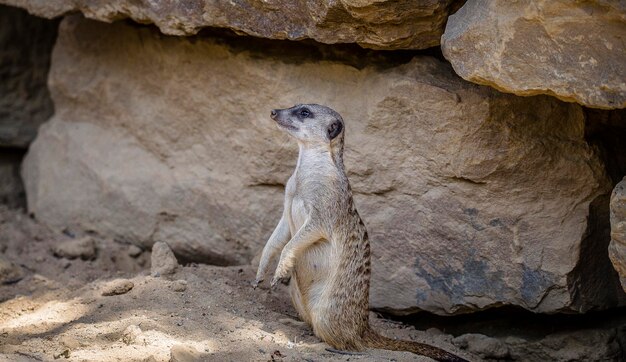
top-left (0, 4), bottom-right (58, 148)
top-left (0, 0), bottom-right (460, 50)
top-left (609, 178), bottom-right (626, 291)
top-left (23, 16), bottom-right (622, 314)
top-left (441, 0), bottom-right (626, 110)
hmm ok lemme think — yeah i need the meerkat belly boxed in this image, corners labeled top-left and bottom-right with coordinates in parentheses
top-left (291, 240), bottom-right (333, 324)
top-left (288, 196), bottom-right (334, 322)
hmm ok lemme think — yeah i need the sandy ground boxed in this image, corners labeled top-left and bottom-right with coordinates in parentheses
top-left (0, 206), bottom-right (471, 362)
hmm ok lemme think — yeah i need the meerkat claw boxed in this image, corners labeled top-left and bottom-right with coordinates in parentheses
top-left (270, 277), bottom-right (278, 288)
top-left (252, 278), bottom-right (262, 289)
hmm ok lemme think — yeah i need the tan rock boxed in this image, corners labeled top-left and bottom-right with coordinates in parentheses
top-left (22, 16), bottom-right (620, 314)
top-left (0, 0), bottom-right (458, 50)
top-left (169, 344), bottom-right (205, 362)
top-left (151, 242), bottom-right (179, 277)
top-left (121, 324), bottom-right (143, 345)
top-left (441, 0), bottom-right (626, 109)
top-left (101, 279), bottom-right (134, 296)
top-left (52, 236), bottom-right (97, 260)
top-left (609, 178), bottom-right (626, 291)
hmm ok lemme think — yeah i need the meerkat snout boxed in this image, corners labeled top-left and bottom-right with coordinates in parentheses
top-left (271, 104), bottom-right (344, 144)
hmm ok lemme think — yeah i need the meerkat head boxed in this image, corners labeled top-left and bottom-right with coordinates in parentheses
top-left (270, 104), bottom-right (344, 147)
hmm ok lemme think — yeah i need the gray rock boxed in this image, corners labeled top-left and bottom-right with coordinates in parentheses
top-left (0, 5), bottom-right (57, 148)
top-left (22, 16), bottom-right (621, 314)
top-left (0, 0), bottom-right (459, 50)
top-left (52, 236), bottom-right (97, 260)
top-left (454, 328), bottom-right (624, 362)
top-left (151, 242), bottom-right (178, 277)
top-left (441, 0), bottom-right (626, 109)
top-left (507, 328), bottom-right (624, 362)
top-left (610, 177), bottom-right (626, 291)
top-left (452, 334), bottom-right (509, 359)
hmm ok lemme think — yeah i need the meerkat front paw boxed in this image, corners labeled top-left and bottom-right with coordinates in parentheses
top-left (270, 267), bottom-right (291, 287)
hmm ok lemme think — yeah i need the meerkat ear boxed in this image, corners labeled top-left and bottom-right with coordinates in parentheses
top-left (327, 120), bottom-right (343, 140)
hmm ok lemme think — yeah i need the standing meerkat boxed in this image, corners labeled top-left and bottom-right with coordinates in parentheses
top-left (254, 104), bottom-right (467, 362)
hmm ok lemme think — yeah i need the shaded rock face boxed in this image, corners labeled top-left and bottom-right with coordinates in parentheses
top-left (610, 178), bottom-right (626, 292)
top-left (22, 16), bottom-right (620, 315)
top-left (0, 0), bottom-right (461, 50)
top-left (441, 0), bottom-right (626, 110)
top-left (0, 4), bottom-right (58, 148)
top-left (0, 151), bottom-right (25, 208)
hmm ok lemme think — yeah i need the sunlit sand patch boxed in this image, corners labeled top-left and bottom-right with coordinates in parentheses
top-left (58, 327), bottom-right (215, 362)
top-left (0, 298), bottom-right (89, 333)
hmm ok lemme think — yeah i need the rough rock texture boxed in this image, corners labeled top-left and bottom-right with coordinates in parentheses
top-left (453, 329), bottom-right (626, 361)
top-left (151, 242), bottom-right (179, 277)
top-left (23, 16), bottom-right (622, 315)
top-left (441, 0), bottom-right (626, 109)
top-left (0, 4), bottom-right (58, 148)
top-left (0, 0), bottom-right (461, 50)
top-left (101, 278), bottom-right (134, 296)
top-left (52, 236), bottom-right (97, 260)
top-left (609, 178), bottom-right (626, 292)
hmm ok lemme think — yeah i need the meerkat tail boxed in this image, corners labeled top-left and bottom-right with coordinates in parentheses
top-left (363, 329), bottom-right (468, 362)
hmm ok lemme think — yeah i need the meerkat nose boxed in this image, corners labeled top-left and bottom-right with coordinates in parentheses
top-left (270, 109), bottom-right (277, 119)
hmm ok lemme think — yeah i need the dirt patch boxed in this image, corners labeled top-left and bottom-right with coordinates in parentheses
top-left (2, 205), bottom-right (624, 361)
top-left (0, 206), bottom-right (467, 361)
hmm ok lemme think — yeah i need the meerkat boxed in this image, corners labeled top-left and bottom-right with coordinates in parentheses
top-left (253, 104), bottom-right (468, 362)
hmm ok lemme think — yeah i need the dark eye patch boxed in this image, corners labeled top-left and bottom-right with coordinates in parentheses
top-left (293, 107), bottom-right (311, 121)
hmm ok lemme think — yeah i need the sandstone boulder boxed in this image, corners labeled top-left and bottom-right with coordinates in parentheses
top-left (609, 178), bottom-right (626, 291)
top-left (441, 0), bottom-right (626, 109)
top-left (23, 16), bottom-right (622, 314)
top-left (0, 0), bottom-right (459, 50)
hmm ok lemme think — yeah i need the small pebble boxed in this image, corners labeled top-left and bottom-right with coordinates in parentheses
top-left (101, 279), bottom-right (134, 296)
top-left (171, 280), bottom-right (187, 292)
top-left (122, 324), bottom-right (143, 345)
top-left (52, 237), bottom-right (97, 260)
top-left (170, 344), bottom-right (205, 362)
top-left (128, 245), bottom-right (143, 258)
top-left (53, 349), bottom-right (70, 359)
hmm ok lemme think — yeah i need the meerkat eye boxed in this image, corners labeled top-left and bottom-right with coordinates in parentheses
top-left (299, 108), bottom-right (310, 118)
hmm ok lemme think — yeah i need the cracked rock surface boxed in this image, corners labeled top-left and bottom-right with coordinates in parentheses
top-left (441, 0), bottom-right (626, 109)
top-left (0, 0), bottom-right (461, 50)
